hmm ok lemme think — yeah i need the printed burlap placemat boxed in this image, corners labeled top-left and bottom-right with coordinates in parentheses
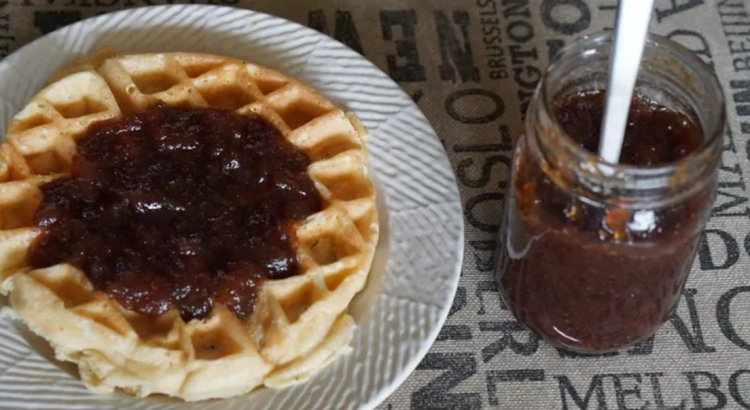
top-left (2, 0), bottom-right (749, 408)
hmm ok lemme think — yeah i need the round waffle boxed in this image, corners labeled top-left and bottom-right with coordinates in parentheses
top-left (0, 51), bottom-right (379, 401)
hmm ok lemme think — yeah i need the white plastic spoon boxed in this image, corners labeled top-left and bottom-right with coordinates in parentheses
top-left (598, 0), bottom-right (657, 164)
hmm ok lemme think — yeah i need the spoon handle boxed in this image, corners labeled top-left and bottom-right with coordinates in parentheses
top-left (598, 0), bottom-right (657, 164)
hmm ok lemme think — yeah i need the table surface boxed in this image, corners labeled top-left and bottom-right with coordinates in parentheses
top-left (3, 0), bottom-right (750, 408)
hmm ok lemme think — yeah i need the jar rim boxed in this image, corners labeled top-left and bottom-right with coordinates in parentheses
top-left (532, 31), bottom-right (726, 203)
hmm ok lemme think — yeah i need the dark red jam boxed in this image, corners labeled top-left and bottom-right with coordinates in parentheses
top-left (553, 91), bottom-right (702, 166)
top-left (27, 103), bottom-right (322, 322)
top-left (498, 91), bottom-right (711, 352)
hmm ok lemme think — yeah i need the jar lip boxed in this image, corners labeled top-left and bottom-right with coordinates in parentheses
top-left (537, 31), bottom-right (726, 182)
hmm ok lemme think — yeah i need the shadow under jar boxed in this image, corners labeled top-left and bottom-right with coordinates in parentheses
top-left (495, 32), bottom-right (726, 353)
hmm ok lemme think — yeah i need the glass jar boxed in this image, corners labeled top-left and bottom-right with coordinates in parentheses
top-left (494, 32), bottom-right (725, 353)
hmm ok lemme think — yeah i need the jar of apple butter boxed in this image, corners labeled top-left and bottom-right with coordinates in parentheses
top-left (495, 32), bottom-right (726, 353)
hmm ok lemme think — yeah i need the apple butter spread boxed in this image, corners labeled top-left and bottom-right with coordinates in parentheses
top-left (26, 103), bottom-right (322, 322)
top-left (497, 90), bottom-right (715, 352)
top-left (553, 91), bottom-right (703, 166)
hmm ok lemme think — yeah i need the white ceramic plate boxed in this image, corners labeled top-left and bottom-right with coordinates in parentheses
top-left (0, 5), bottom-right (464, 410)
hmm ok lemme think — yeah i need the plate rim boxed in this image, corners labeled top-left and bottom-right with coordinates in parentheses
top-left (0, 5), bottom-right (465, 410)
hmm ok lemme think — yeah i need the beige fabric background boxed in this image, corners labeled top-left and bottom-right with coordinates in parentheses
top-left (2, 0), bottom-right (750, 408)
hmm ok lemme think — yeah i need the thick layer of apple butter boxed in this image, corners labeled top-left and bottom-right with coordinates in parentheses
top-left (27, 104), bottom-right (322, 321)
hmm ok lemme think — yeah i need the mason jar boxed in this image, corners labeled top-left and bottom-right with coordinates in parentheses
top-left (494, 32), bottom-right (726, 353)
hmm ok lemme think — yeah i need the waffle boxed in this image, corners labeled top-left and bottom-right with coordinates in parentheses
top-left (0, 51), bottom-right (379, 401)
